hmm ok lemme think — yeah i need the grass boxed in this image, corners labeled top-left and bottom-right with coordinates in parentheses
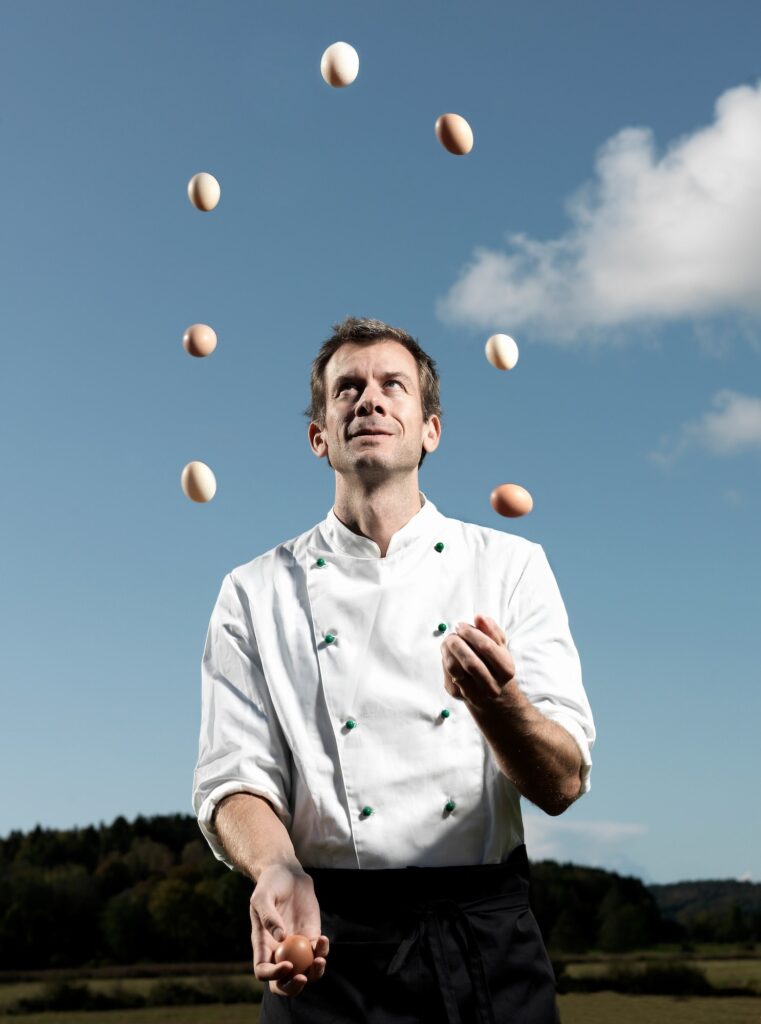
top-left (0, 1008), bottom-right (260, 1023)
top-left (0, 977), bottom-right (263, 1011)
top-left (561, 957), bottom-right (761, 994)
top-left (3, 995), bottom-right (761, 1024)
top-left (558, 994), bottom-right (761, 1024)
top-left (2, 952), bottom-right (760, 1022)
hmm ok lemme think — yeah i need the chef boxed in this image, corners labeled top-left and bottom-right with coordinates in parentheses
top-left (193, 316), bottom-right (596, 1023)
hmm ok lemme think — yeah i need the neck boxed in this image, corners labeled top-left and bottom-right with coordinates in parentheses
top-left (333, 480), bottom-right (423, 557)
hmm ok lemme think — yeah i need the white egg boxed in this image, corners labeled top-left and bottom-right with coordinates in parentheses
top-left (187, 172), bottom-right (221, 212)
top-left (181, 461), bottom-right (217, 502)
top-left (320, 42), bottom-right (359, 87)
top-left (485, 334), bottom-right (519, 371)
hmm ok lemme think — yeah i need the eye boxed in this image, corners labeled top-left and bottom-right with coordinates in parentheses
top-left (337, 379), bottom-right (403, 394)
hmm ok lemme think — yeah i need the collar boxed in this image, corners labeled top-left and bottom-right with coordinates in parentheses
top-left (323, 490), bottom-right (440, 559)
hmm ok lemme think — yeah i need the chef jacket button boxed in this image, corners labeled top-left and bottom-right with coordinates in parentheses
top-left (437, 622), bottom-right (448, 633)
top-left (445, 800), bottom-right (456, 813)
top-left (434, 542), bottom-right (445, 552)
top-left (361, 806), bottom-right (373, 817)
top-left (440, 709), bottom-right (451, 719)
top-left (316, 557), bottom-right (326, 567)
top-left (345, 718), bottom-right (357, 730)
top-left (324, 633), bottom-right (336, 644)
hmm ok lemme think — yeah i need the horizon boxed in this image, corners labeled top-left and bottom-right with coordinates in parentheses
top-left (2, 810), bottom-right (757, 890)
top-left (2, 0), bottom-right (760, 887)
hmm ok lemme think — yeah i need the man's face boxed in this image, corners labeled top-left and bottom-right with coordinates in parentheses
top-left (308, 340), bottom-right (440, 476)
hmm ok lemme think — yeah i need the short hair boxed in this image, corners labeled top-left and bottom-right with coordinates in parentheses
top-left (303, 316), bottom-right (443, 469)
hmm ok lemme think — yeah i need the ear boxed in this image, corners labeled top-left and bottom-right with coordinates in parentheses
top-left (308, 422), bottom-right (327, 458)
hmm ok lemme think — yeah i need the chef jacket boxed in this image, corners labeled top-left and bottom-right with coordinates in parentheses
top-left (193, 490), bottom-right (595, 871)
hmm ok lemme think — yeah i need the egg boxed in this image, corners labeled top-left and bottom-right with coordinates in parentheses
top-left (320, 42), bottom-right (359, 87)
top-left (187, 172), bottom-right (221, 211)
top-left (435, 113), bottom-right (474, 155)
top-left (274, 934), bottom-right (315, 976)
top-left (490, 484), bottom-right (533, 518)
top-left (485, 334), bottom-right (519, 371)
top-left (183, 324), bottom-right (217, 358)
top-left (181, 461), bottom-right (217, 503)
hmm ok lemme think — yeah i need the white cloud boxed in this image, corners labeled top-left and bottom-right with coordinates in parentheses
top-left (650, 388), bottom-right (761, 466)
top-left (523, 813), bottom-right (650, 879)
top-left (437, 81), bottom-right (761, 343)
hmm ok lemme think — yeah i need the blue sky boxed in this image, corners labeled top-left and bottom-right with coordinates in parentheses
top-left (2, 0), bottom-right (760, 886)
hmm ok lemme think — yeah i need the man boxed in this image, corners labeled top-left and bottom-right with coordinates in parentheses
top-left (193, 316), bottom-right (595, 1023)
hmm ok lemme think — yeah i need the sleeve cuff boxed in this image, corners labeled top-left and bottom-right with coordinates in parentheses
top-left (541, 712), bottom-right (593, 796)
top-left (195, 782), bottom-right (292, 870)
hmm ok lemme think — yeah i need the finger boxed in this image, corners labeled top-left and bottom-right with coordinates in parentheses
top-left (250, 899), bottom-right (284, 968)
top-left (441, 643), bottom-right (468, 695)
top-left (274, 972), bottom-right (308, 997)
top-left (485, 615), bottom-right (507, 645)
top-left (474, 614), bottom-right (506, 645)
top-left (257, 959), bottom-right (296, 982)
top-left (448, 635), bottom-right (504, 700)
top-left (443, 676), bottom-right (465, 700)
top-left (454, 625), bottom-right (510, 680)
top-left (306, 956), bottom-right (327, 984)
top-left (441, 637), bottom-right (467, 674)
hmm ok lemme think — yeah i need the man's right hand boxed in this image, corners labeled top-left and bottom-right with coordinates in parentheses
top-left (250, 862), bottom-right (330, 998)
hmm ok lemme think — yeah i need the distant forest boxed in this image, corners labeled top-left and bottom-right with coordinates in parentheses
top-left (1, 814), bottom-right (759, 969)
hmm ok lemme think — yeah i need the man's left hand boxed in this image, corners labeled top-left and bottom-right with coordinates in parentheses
top-left (441, 614), bottom-right (516, 710)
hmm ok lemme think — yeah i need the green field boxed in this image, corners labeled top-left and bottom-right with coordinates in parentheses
top-left (2, 952), bottom-right (760, 1023)
top-left (2, 996), bottom-right (761, 1024)
top-left (0, 975), bottom-right (262, 1012)
top-left (561, 955), bottom-right (761, 994)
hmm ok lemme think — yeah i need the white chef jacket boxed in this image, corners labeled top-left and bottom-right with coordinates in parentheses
top-left (193, 491), bottom-right (595, 871)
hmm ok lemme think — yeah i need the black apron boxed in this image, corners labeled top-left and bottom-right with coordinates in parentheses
top-left (259, 844), bottom-right (560, 1024)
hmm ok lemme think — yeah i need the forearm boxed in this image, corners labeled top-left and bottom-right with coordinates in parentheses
top-left (467, 684), bottom-right (583, 816)
top-left (213, 792), bottom-right (302, 882)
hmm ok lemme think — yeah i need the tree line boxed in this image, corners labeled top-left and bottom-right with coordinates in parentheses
top-left (0, 814), bottom-right (758, 969)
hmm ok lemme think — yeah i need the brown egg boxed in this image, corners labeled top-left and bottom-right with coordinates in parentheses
top-left (490, 483), bottom-right (533, 518)
top-left (183, 323), bottom-right (217, 358)
top-left (274, 934), bottom-right (314, 976)
top-left (435, 113), bottom-right (474, 155)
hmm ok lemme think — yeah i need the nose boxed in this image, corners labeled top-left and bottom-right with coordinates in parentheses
top-left (355, 385), bottom-right (387, 415)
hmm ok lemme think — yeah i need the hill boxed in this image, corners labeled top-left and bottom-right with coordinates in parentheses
top-left (1, 814), bottom-right (759, 967)
top-left (648, 879), bottom-right (761, 942)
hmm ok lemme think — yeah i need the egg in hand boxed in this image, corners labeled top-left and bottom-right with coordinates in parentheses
top-left (274, 933), bottom-right (315, 978)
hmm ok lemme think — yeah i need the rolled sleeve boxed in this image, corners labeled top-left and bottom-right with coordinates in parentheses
top-left (192, 572), bottom-right (293, 868)
top-left (507, 544), bottom-right (596, 795)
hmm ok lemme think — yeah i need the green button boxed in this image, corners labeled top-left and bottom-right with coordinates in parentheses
top-left (437, 623), bottom-right (447, 633)
top-left (345, 719), bottom-right (356, 730)
top-left (445, 800), bottom-right (456, 812)
top-left (316, 557), bottom-right (326, 567)
top-left (361, 806), bottom-right (373, 817)
top-left (435, 542), bottom-right (444, 552)
top-left (324, 633), bottom-right (335, 644)
top-left (440, 709), bottom-right (450, 719)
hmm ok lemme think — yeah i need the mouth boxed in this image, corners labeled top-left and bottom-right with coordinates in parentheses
top-left (351, 431), bottom-right (391, 439)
